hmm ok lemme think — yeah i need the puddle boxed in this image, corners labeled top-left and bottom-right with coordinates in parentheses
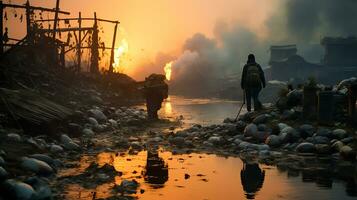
top-left (60, 151), bottom-right (357, 200)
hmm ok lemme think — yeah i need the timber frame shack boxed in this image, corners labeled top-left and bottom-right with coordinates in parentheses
top-left (0, 0), bottom-right (120, 74)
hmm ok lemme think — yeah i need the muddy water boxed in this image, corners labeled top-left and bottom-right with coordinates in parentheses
top-left (61, 151), bottom-right (356, 200)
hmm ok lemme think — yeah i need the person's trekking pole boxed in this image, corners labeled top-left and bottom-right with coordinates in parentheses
top-left (234, 90), bottom-right (246, 121)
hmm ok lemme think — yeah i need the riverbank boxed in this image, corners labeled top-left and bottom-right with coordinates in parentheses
top-left (0, 95), bottom-right (356, 199)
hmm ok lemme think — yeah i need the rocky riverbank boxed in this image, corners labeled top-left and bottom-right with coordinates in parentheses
top-left (1, 100), bottom-right (357, 199)
top-left (1, 76), bottom-right (357, 199)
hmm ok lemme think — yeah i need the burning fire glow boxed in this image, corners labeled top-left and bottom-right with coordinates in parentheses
top-left (164, 61), bottom-right (173, 81)
top-left (113, 39), bottom-right (129, 73)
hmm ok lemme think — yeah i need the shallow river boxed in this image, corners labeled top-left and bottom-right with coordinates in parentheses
top-left (158, 96), bottom-right (245, 125)
top-left (62, 96), bottom-right (356, 200)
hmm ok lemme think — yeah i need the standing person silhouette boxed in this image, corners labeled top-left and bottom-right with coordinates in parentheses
top-left (241, 54), bottom-right (266, 112)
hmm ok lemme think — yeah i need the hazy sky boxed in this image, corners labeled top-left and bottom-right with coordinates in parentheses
top-left (7, 0), bottom-right (280, 78)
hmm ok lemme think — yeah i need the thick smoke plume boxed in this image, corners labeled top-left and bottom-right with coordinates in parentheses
top-left (141, 0), bottom-right (357, 97)
top-left (170, 24), bottom-right (267, 97)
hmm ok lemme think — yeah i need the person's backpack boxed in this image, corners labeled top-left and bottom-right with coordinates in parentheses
top-left (246, 64), bottom-right (261, 87)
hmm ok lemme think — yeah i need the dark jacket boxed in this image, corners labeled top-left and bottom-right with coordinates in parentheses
top-left (241, 62), bottom-right (266, 89)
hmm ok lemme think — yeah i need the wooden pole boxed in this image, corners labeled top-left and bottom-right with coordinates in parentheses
top-left (25, 0), bottom-right (31, 38)
top-left (109, 22), bottom-right (118, 73)
top-left (77, 12), bottom-right (81, 73)
top-left (52, 0), bottom-right (60, 41)
top-left (0, 1), bottom-right (3, 56)
top-left (90, 12), bottom-right (99, 73)
top-left (60, 44), bottom-right (65, 68)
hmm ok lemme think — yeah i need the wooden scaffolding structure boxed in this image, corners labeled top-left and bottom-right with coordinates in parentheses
top-left (1, 0), bottom-right (120, 74)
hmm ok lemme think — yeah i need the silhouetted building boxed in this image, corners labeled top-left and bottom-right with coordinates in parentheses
top-left (268, 44), bottom-right (321, 82)
top-left (269, 45), bottom-right (297, 65)
top-left (270, 55), bottom-right (322, 82)
top-left (320, 37), bottom-right (357, 84)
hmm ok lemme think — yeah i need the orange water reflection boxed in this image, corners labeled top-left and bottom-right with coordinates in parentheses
top-left (60, 151), bottom-right (357, 200)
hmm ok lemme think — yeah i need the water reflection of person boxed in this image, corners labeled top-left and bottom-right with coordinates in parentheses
top-left (144, 149), bottom-right (169, 186)
top-left (240, 161), bottom-right (265, 199)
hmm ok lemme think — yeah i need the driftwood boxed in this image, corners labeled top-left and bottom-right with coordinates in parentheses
top-left (0, 88), bottom-right (73, 128)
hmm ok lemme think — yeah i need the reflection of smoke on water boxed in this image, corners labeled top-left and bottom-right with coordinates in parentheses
top-left (240, 161), bottom-right (265, 199)
top-left (144, 149), bottom-right (169, 187)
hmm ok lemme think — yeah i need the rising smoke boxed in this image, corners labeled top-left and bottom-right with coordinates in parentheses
top-left (142, 0), bottom-right (357, 97)
top-left (170, 24), bottom-right (267, 97)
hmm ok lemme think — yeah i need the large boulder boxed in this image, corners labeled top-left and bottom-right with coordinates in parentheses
top-left (332, 129), bottom-right (348, 139)
top-left (331, 141), bottom-right (344, 152)
top-left (89, 108), bottom-right (107, 121)
top-left (82, 128), bottom-right (95, 137)
top-left (1, 179), bottom-right (36, 200)
top-left (341, 137), bottom-right (354, 144)
top-left (7, 133), bottom-right (21, 142)
top-left (280, 126), bottom-right (300, 143)
top-left (50, 144), bottom-right (63, 153)
top-left (208, 136), bottom-right (222, 145)
top-left (25, 177), bottom-right (52, 200)
top-left (108, 119), bottom-right (118, 128)
top-left (29, 154), bottom-right (54, 166)
top-left (60, 134), bottom-right (80, 151)
top-left (60, 134), bottom-right (72, 144)
top-left (295, 142), bottom-right (315, 153)
top-left (244, 124), bottom-right (258, 137)
top-left (62, 141), bottom-right (80, 151)
top-left (88, 117), bottom-right (99, 126)
top-left (278, 123), bottom-right (289, 131)
top-left (340, 145), bottom-right (356, 161)
top-left (265, 135), bottom-right (281, 147)
top-left (252, 114), bottom-right (269, 124)
top-left (299, 124), bottom-right (314, 139)
top-left (238, 141), bottom-right (252, 150)
top-left (21, 157), bottom-right (54, 176)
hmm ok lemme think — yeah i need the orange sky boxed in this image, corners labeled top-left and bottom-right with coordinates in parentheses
top-left (7, 0), bottom-right (280, 79)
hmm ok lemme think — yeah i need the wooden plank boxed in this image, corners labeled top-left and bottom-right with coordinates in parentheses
top-left (2, 3), bottom-right (70, 14)
top-left (35, 17), bottom-right (119, 24)
top-left (37, 27), bottom-right (93, 33)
